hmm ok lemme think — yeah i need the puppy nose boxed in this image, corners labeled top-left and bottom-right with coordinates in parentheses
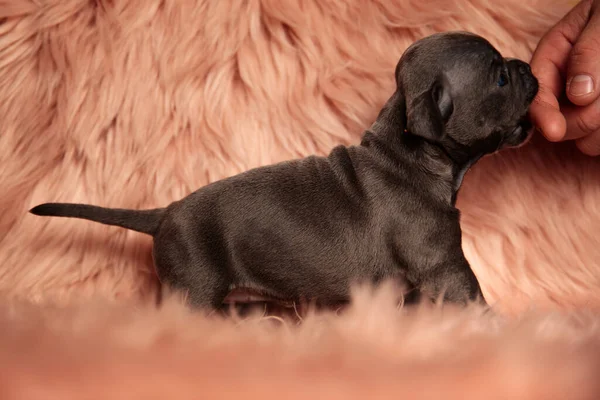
top-left (518, 63), bottom-right (531, 75)
top-left (510, 60), bottom-right (538, 102)
top-left (506, 58), bottom-right (531, 75)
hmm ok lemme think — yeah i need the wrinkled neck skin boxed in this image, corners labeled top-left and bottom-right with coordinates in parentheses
top-left (434, 135), bottom-right (485, 205)
top-left (360, 96), bottom-right (482, 207)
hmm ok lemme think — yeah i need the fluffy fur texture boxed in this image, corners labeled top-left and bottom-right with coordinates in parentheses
top-left (1, 0), bottom-right (600, 397)
top-left (2, 288), bottom-right (600, 399)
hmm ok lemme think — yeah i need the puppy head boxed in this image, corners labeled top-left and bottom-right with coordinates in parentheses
top-left (394, 32), bottom-right (538, 161)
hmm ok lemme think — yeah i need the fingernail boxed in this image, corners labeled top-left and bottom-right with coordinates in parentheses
top-left (569, 75), bottom-right (594, 97)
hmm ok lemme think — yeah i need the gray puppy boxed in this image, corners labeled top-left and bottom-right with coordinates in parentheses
top-left (30, 32), bottom-right (538, 309)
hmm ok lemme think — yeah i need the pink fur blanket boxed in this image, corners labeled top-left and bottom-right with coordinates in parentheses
top-left (1, 0), bottom-right (600, 398)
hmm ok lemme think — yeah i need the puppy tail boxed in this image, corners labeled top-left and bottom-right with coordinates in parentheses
top-left (29, 203), bottom-right (165, 236)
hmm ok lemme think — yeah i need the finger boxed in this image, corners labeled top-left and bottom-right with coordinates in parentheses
top-left (575, 128), bottom-right (600, 155)
top-left (567, 0), bottom-right (600, 106)
top-left (562, 96), bottom-right (600, 140)
top-left (529, 3), bottom-right (583, 140)
top-left (531, 0), bottom-right (594, 97)
top-left (529, 86), bottom-right (567, 142)
top-left (530, 19), bottom-right (572, 100)
top-left (529, 30), bottom-right (567, 142)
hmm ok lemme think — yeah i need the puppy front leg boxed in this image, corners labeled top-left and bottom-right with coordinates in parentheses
top-left (421, 257), bottom-right (486, 306)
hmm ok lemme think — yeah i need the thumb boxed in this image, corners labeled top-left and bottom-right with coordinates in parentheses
top-left (567, 0), bottom-right (600, 106)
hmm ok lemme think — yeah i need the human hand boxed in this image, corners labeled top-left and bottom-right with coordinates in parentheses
top-left (529, 0), bottom-right (600, 155)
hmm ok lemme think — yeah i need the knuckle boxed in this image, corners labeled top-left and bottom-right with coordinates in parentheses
top-left (577, 135), bottom-right (600, 155)
top-left (570, 38), bottom-right (600, 66)
top-left (531, 87), bottom-right (556, 109)
top-left (575, 113), bottom-right (600, 135)
top-left (558, 2), bottom-right (592, 42)
top-left (531, 95), bottom-right (545, 108)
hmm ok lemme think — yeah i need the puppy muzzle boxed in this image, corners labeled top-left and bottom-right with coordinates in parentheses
top-left (505, 117), bottom-right (534, 148)
top-left (506, 58), bottom-right (539, 103)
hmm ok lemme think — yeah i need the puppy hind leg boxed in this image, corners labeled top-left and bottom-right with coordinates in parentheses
top-left (153, 249), bottom-right (231, 310)
top-left (154, 274), bottom-right (230, 310)
top-left (185, 280), bottom-right (231, 310)
top-left (421, 262), bottom-right (486, 306)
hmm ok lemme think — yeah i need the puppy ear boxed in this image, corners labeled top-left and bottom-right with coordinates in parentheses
top-left (366, 90), bottom-right (407, 139)
top-left (406, 75), bottom-right (453, 142)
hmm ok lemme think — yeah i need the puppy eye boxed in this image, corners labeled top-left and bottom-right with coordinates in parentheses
top-left (498, 72), bottom-right (508, 87)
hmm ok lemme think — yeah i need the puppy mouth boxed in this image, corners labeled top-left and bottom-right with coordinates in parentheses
top-left (516, 116), bottom-right (532, 134)
top-left (506, 115), bottom-right (534, 148)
